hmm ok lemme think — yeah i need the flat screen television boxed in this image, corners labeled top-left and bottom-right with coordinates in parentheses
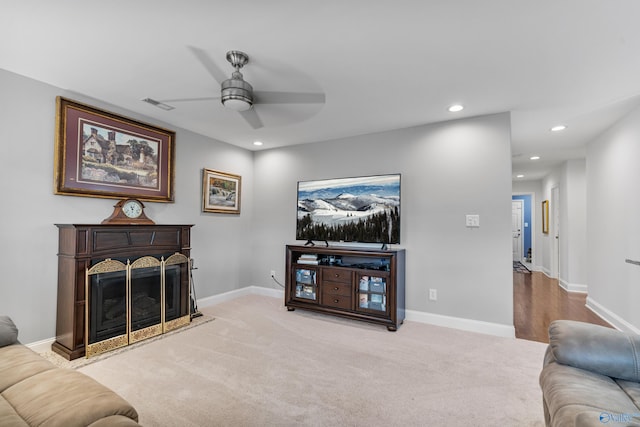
top-left (296, 174), bottom-right (400, 244)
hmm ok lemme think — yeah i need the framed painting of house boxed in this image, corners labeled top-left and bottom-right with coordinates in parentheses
top-left (54, 97), bottom-right (175, 202)
top-left (202, 168), bottom-right (241, 214)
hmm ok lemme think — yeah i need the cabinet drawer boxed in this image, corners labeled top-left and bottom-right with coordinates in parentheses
top-left (323, 281), bottom-right (351, 297)
top-left (322, 292), bottom-right (352, 310)
top-left (323, 268), bottom-right (352, 284)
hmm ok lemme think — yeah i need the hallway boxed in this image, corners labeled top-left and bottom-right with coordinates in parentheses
top-left (513, 271), bottom-right (612, 343)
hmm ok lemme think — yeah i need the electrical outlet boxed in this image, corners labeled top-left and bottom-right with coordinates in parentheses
top-left (429, 289), bottom-right (437, 301)
top-left (270, 270), bottom-right (276, 278)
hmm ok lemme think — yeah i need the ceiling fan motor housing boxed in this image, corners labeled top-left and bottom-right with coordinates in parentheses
top-left (221, 50), bottom-right (254, 111)
top-left (221, 73), bottom-right (254, 110)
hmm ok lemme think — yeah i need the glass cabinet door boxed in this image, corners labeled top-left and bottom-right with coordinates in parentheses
top-left (294, 268), bottom-right (318, 302)
top-left (357, 274), bottom-right (387, 313)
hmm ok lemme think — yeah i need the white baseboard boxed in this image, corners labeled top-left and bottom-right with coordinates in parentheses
top-left (200, 287), bottom-right (516, 338)
top-left (26, 337), bottom-right (56, 354)
top-left (197, 286), bottom-right (284, 308)
top-left (27, 286), bottom-right (516, 348)
top-left (405, 309), bottom-right (515, 338)
top-left (558, 278), bottom-right (588, 293)
top-left (586, 297), bottom-right (640, 335)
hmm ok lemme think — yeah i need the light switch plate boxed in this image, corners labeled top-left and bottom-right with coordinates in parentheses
top-left (466, 214), bottom-right (480, 227)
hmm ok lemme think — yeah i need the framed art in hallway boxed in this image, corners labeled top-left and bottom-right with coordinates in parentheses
top-left (54, 97), bottom-right (175, 202)
top-left (542, 200), bottom-right (549, 234)
top-left (202, 168), bottom-right (241, 214)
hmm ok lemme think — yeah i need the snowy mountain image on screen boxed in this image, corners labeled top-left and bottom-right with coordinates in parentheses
top-left (296, 175), bottom-right (400, 244)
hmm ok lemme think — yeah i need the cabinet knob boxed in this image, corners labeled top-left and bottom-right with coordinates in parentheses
top-left (334, 299), bottom-right (339, 303)
top-left (335, 273), bottom-right (340, 277)
top-left (334, 287), bottom-right (339, 290)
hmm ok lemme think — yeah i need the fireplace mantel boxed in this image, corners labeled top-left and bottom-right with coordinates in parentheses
top-left (53, 224), bottom-right (193, 360)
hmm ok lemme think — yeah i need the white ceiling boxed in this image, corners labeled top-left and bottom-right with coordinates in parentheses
top-left (3, 1), bottom-right (640, 180)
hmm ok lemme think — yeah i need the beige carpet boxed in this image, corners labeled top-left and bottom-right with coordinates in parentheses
top-left (40, 314), bottom-right (215, 369)
top-left (77, 295), bottom-right (547, 426)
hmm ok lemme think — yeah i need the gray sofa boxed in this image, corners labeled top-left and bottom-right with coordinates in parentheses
top-left (0, 316), bottom-right (139, 426)
top-left (540, 320), bottom-right (640, 426)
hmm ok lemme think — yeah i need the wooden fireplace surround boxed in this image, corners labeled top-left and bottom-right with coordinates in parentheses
top-left (53, 224), bottom-right (193, 360)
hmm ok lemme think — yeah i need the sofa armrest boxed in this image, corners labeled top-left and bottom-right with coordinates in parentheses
top-left (0, 316), bottom-right (18, 348)
top-left (548, 320), bottom-right (640, 382)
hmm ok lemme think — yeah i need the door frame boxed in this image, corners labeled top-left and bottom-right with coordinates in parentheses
top-left (512, 199), bottom-right (524, 262)
top-left (551, 186), bottom-right (560, 279)
top-left (512, 192), bottom-right (536, 267)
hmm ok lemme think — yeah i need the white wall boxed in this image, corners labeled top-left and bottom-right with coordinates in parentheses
top-left (562, 160), bottom-right (587, 291)
top-left (587, 104), bottom-right (640, 332)
top-left (540, 170), bottom-right (560, 276)
top-left (537, 160), bottom-right (587, 291)
top-left (0, 69), bottom-right (254, 343)
top-left (252, 114), bottom-right (515, 327)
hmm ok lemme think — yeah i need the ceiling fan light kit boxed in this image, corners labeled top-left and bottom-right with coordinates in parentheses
top-left (221, 50), bottom-right (254, 111)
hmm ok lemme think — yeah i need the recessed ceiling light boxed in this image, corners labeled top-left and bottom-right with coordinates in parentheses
top-left (516, 174), bottom-right (524, 178)
top-left (551, 125), bottom-right (567, 132)
top-left (253, 141), bottom-right (263, 146)
top-left (530, 156), bottom-right (540, 160)
top-left (448, 104), bottom-right (464, 112)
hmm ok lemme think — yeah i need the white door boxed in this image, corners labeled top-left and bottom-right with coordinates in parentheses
top-left (512, 200), bottom-right (523, 262)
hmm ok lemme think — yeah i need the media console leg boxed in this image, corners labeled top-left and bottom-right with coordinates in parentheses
top-left (387, 325), bottom-right (398, 332)
top-left (287, 307), bottom-right (296, 311)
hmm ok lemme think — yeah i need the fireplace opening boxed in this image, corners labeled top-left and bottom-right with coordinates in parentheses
top-left (130, 266), bottom-right (161, 331)
top-left (89, 270), bottom-right (126, 345)
top-left (86, 253), bottom-right (190, 357)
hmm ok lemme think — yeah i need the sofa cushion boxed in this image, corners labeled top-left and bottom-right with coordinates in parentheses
top-left (0, 316), bottom-right (18, 347)
top-left (0, 344), bottom-right (56, 392)
top-left (540, 360), bottom-right (640, 427)
top-left (3, 367), bottom-right (138, 427)
top-left (0, 397), bottom-right (29, 427)
top-left (616, 379), bottom-right (640, 411)
top-left (548, 320), bottom-right (640, 382)
top-left (88, 415), bottom-right (142, 427)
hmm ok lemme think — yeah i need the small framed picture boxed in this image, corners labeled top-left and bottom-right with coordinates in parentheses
top-left (202, 168), bottom-right (241, 214)
top-left (542, 200), bottom-right (549, 234)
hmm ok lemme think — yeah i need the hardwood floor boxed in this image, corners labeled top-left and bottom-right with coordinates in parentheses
top-left (513, 270), bottom-right (612, 343)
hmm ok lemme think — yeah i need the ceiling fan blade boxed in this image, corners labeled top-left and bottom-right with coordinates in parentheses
top-left (254, 91), bottom-right (325, 105)
top-left (239, 108), bottom-right (264, 129)
top-left (161, 96), bottom-right (221, 103)
top-left (187, 46), bottom-right (228, 85)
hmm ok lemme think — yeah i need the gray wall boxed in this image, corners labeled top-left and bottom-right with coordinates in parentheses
top-left (587, 103), bottom-right (640, 332)
top-left (0, 68), bottom-right (515, 343)
top-left (252, 114), bottom-right (514, 326)
top-left (0, 69), bottom-right (254, 343)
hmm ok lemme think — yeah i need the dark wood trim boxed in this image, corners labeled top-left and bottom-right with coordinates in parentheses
top-left (53, 224), bottom-right (193, 360)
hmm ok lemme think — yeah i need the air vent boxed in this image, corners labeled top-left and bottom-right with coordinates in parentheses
top-left (141, 98), bottom-right (175, 111)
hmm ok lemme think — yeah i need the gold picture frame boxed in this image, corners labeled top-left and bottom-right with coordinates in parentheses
top-left (202, 168), bottom-right (241, 214)
top-left (542, 200), bottom-right (549, 234)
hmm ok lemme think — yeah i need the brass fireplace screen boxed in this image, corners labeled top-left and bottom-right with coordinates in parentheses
top-left (85, 253), bottom-right (191, 358)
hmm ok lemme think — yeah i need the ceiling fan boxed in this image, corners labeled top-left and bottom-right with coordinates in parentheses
top-left (153, 49), bottom-right (325, 130)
